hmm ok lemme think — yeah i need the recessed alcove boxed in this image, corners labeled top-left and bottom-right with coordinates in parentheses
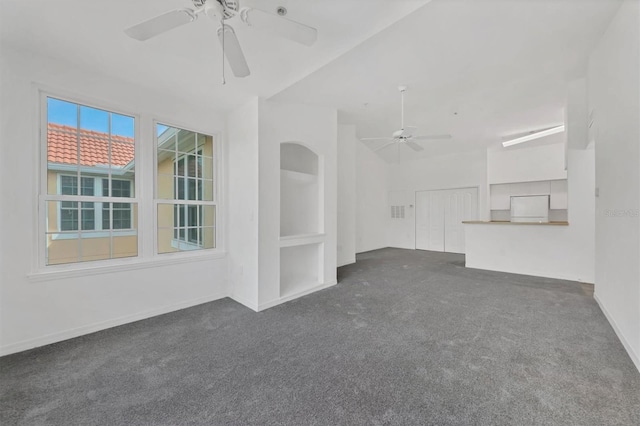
top-left (280, 243), bottom-right (322, 297)
top-left (279, 142), bottom-right (324, 297)
top-left (280, 142), bottom-right (320, 237)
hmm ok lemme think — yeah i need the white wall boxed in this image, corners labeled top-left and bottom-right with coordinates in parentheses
top-left (355, 139), bottom-right (389, 253)
top-left (258, 100), bottom-right (338, 307)
top-left (465, 147), bottom-right (595, 282)
top-left (0, 49), bottom-right (228, 355)
top-left (488, 137), bottom-right (567, 184)
top-left (588, 0), bottom-right (640, 370)
top-left (566, 78), bottom-right (589, 150)
top-left (387, 149), bottom-right (488, 249)
top-left (226, 98), bottom-right (260, 309)
top-left (337, 125), bottom-right (357, 266)
top-left (227, 100), bottom-right (338, 310)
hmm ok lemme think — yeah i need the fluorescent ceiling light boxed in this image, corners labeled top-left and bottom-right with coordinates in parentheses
top-left (502, 125), bottom-right (565, 147)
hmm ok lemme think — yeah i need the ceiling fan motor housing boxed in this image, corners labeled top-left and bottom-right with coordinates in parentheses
top-left (195, 0), bottom-right (239, 20)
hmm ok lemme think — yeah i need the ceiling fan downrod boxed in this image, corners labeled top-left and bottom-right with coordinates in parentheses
top-left (399, 85), bottom-right (407, 131)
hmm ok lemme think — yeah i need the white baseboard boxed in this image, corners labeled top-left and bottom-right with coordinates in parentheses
top-left (594, 293), bottom-right (640, 373)
top-left (258, 280), bottom-right (338, 311)
top-left (228, 293), bottom-right (259, 312)
top-left (0, 293), bottom-right (226, 357)
top-left (465, 262), bottom-right (592, 283)
top-left (337, 257), bottom-right (356, 267)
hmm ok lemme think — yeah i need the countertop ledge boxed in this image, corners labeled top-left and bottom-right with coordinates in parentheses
top-left (462, 221), bottom-right (569, 226)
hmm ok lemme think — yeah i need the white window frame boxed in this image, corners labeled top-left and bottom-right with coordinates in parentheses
top-left (153, 120), bottom-right (220, 256)
top-left (38, 91), bottom-right (142, 268)
top-left (33, 88), bottom-right (225, 277)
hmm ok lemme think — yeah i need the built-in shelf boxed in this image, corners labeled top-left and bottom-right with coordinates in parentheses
top-left (279, 233), bottom-right (326, 248)
top-left (280, 243), bottom-right (321, 298)
top-left (279, 142), bottom-right (323, 299)
top-left (280, 169), bottom-right (317, 183)
top-left (280, 142), bottom-right (320, 238)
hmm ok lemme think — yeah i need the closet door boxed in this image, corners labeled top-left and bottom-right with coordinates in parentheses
top-left (428, 191), bottom-right (446, 251)
top-left (444, 188), bottom-right (478, 254)
top-left (415, 191), bottom-right (430, 250)
top-left (415, 190), bottom-right (445, 251)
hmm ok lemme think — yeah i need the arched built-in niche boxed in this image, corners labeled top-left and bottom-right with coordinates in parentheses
top-left (280, 142), bottom-right (321, 237)
top-left (279, 142), bottom-right (324, 297)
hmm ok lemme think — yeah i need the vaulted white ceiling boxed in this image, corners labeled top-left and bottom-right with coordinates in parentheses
top-left (0, 0), bottom-right (429, 111)
top-left (271, 0), bottom-right (621, 160)
top-left (1, 0), bottom-right (622, 161)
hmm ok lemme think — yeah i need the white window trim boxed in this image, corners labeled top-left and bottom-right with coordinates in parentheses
top-left (37, 89), bottom-right (143, 271)
top-left (33, 87), bottom-right (226, 276)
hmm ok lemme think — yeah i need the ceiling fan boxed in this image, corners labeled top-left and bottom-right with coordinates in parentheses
top-left (124, 0), bottom-right (318, 79)
top-left (361, 86), bottom-right (452, 152)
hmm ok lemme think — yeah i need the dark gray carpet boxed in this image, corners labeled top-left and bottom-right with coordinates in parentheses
top-left (1, 248), bottom-right (639, 425)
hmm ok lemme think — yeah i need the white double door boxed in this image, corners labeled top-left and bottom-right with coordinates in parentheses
top-left (415, 187), bottom-right (478, 254)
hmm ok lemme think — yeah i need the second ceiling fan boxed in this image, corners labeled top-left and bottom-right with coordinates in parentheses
top-left (125, 0), bottom-right (318, 79)
top-left (362, 86), bottom-right (452, 152)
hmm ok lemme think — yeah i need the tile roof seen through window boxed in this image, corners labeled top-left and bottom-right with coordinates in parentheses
top-left (47, 123), bottom-right (134, 167)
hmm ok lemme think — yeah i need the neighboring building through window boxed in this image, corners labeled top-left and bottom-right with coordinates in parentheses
top-left (156, 124), bottom-right (216, 253)
top-left (44, 97), bottom-right (137, 265)
top-left (102, 179), bottom-right (132, 230)
top-left (60, 175), bottom-right (95, 231)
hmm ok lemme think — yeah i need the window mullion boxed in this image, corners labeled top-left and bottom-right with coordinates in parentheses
top-left (95, 178), bottom-right (103, 231)
top-left (108, 113), bottom-right (114, 260)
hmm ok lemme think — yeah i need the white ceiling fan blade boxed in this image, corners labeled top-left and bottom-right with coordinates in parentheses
top-left (374, 141), bottom-right (396, 152)
top-left (217, 25), bottom-right (250, 78)
top-left (125, 9), bottom-right (196, 41)
top-left (412, 134), bottom-right (452, 140)
top-left (361, 137), bottom-right (393, 142)
top-left (240, 8), bottom-right (318, 46)
top-left (405, 141), bottom-right (424, 152)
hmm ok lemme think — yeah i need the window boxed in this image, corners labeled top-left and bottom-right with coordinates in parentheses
top-left (156, 124), bottom-right (216, 253)
top-left (40, 94), bottom-right (220, 268)
top-left (43, 97), bottom-right (137, 265)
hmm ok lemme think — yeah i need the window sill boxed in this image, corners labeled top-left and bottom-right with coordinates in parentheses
top-left (28, 250), bottom-right (226, 283)
top-left (171, 239), bottom-right (205, 251)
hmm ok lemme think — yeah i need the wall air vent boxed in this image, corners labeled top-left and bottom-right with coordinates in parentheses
top-left (391, 206), bottom-right (405, 219)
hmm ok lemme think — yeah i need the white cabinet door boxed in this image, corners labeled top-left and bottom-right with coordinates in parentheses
top-left (550, 180), bottom-right (568, 209)
top-left (490, 183), bottom-right (511, 210)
